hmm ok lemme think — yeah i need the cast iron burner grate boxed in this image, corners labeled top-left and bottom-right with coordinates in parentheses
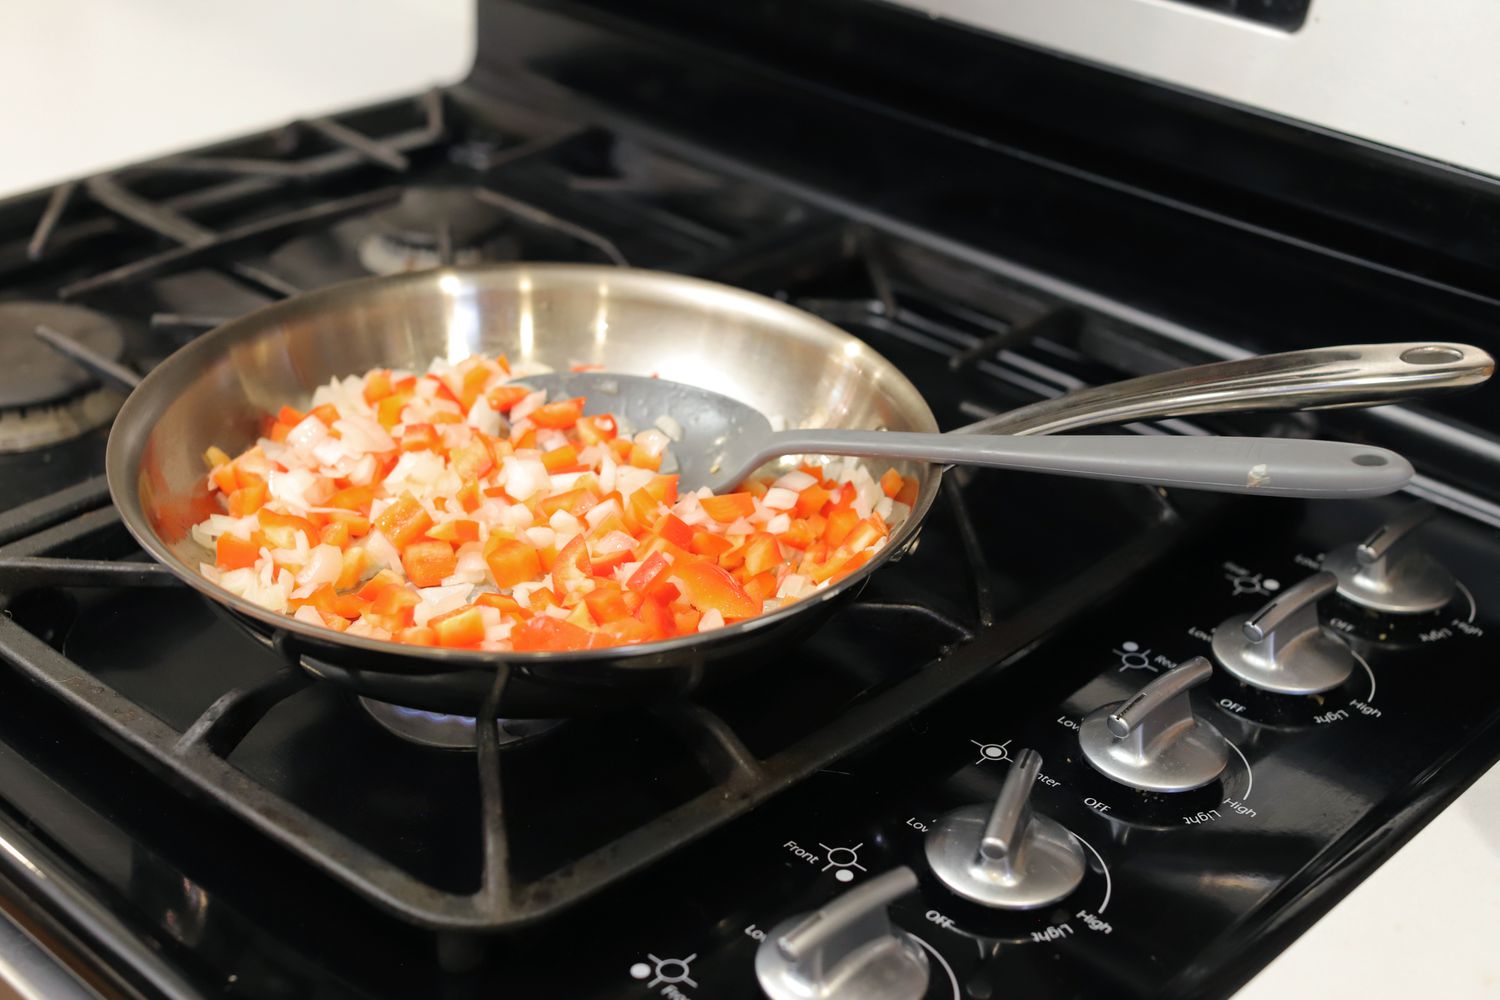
top-left (0, 472), bottom-right (1006, 929)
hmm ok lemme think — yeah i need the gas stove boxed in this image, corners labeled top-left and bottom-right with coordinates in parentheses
top-left (1, 2), bottom-right (1499, 998)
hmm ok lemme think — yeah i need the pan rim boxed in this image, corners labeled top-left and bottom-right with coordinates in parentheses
top-left (106, 263), bottom-right (944, 670)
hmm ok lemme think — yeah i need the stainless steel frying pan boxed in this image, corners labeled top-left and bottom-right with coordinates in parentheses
top-left (104, 264), bottom-right (1492, 716)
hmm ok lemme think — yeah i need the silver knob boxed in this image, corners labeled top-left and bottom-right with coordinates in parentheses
top-left (924, 749), bottom-right (1085, 909)
top-left (1079, 657), bottom-right (1229, 792)
top-left (755, 867), bottom-right (929, 1000)
top-left (1212, 571), bottom-right (1354, 694)
top-left (1321, 503), bottom-right (1456, 614)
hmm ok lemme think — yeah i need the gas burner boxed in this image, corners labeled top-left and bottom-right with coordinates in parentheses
top-left (358, 697), bottom-right (558, 750)
top-left (0, 302), bottom-right (127, 452)
top-left (356, 187), bottom-right (516, 276)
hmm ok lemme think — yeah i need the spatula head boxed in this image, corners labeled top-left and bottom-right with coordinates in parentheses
top-left (517, 372), bottom-right (774, 490)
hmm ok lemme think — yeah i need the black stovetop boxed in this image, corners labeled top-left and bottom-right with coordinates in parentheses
top-left (1, 14), bottom-right (1499, 999)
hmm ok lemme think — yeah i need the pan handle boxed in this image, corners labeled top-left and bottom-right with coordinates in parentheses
top-left (952, 342), bottom-right (1494, 437)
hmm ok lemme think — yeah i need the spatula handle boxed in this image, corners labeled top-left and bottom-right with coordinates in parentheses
top-left (953, 343), bottom-right (1493, 437)
top-left (764, 431), bottom-right (1412, 498)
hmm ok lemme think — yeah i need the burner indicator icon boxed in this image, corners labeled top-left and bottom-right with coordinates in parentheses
top-left (1113, 641), bottom-right (1159, 673)
top-left (1225, 571), bottom-right (1280, 597)
top-left (971, 739), bottom-right (1011, 765)
top-left (818, 842), bottom-right (867, 882)
top-left (630, 953), bottom-right (697, 989)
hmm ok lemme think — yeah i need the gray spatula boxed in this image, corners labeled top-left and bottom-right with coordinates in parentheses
top-left (518, 373), bottom-right (1412, 499)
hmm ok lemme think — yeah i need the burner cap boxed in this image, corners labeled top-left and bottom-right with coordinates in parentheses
top-left (358, 187), bottom-right (516, 277)
top-left (0, 302), bottom-right (125, 408)
top-left (359, 697), bottom-right (559, 750)
top-left (0, 302), bottom-right (127, 452)
top-left (370, 187), bottom-right (509, 250)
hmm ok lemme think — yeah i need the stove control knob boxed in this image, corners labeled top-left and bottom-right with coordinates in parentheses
top-left (1079, 657), bottom-right (1229, 792)
top-left (755, 867), bottom-right (929, 1000)
top-left (925, 748), bottom-right (1085, 909)
top-left (1321, 503), bottom-right (1456, 614)
top-left (1212, 571), bottom-right (1353, 694)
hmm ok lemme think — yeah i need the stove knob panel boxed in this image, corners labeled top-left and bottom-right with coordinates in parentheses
top-left (924, 748), bottom-right (1086, 909)
top-left (1322, 503), bottom-right (1456, 615)
top-left (755, 866), bottom-right (929, 1000)
top-left (1079, 656), bottom-right (1229, 792)
top-left (1212, 571), bottom-right (1354, 694)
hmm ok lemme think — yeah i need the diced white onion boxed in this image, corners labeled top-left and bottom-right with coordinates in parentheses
top-left (653, 414), bottom-right (683, 441)
top-left (293, 605), bottom-right (325, 626)
top-left (761, 487), bottom-right (798, 510)
top-left (466, 399), bottom-right (502, 436)
top-left (774, 470), bottom-right (817, 492)
top-left (593, 530), bottom-right (637, 555)
top-left (583, 497), bottom-right (620, 529)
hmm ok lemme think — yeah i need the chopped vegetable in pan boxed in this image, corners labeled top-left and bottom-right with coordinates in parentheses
top-left (191, 354), bottom-right (918, 651)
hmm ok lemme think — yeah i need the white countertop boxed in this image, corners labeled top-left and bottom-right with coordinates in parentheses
top-left (3, 6), bottom-right (1498, 997)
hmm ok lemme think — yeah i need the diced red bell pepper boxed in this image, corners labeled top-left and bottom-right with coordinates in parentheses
top-left (458, 364), bottom-right (493, 410)
top-left (743, 571), bottom-right (779, 604)
top-left (401, 423), bottom-right (440, 452)
top-left (796, 484), bottom-right (831, 517)
top-left (402, 540), bottom-right (457, 587)
top-left (226, 482), bottom-right (267, 517)
top-left (584, 582), bottom-right (632, 624)
top-left (597, 617), bottom-right (654, 645)
top-left (670, 558), bottom-right (761, 619)
top-left (842, 515), bottom-right (888, 553)
top-left (689, 530), bottom-right (734, 559)
top-left (896, 476), bottom-right (920, 506)
top-left (395, 626), bottom-right (439, 646)
top-left (484, 537), bottom-right (542, 588)
top-left (654, 513), bottom-right (694, 548)
top-left (643, 474), bottom-right (678, 506)
top-left (574, 414), bottom-right (618, 445)
top-left (742, 533), bottom-right (783, 577)
top-left (511, 616), bottom-right (598, 651)
top-left (456, 480), bottom-right (481, 513)
top-left (880, 468), bottom-right (904, 498)
top-left (700, 492), bottom-right (756, 523)
top-left (777, 519), bottom-right (817, 550)
top-left (319, 521), bottom-right (351, 549)
top-left (636, 597), bottom-right (676, 639)
top-left (488, 385), bottom-right (531, 412)
top-left (539, 488), bottom-right (601, 518)
top-left (427, 519), bottom-right (480, 543)
top-left (257, 508), bottom-right (318, 549)
top-left (449, 439), bottom-right (493, 481)
top-left (431, 605), bottom-right (486, 647)
top-left (626, 441), bottom-right (662, 471)
top-left (215, 533), bottom-right (261, 570)
top-left (336, 548), bottom-right (368, 591)
top-left (626, 552), bottom-right (671, 594)
top-left (376, 391), bottom-right (412, 430)
top-left (552, 535), bottom-right (593, 593)
top-left (329, 484), bottom-right (377, 514)
top-left (529, 399), bottom-right (584, 429)
top-left (373, 493), bottom-right (433, 549)
top-left (540, 444), bottom-right (580, 474)
top-left (673, 606), bottom-right (703, 633)
top-left (824, 507), bottom-right (859, 547)
top-left (363, 370), bottom-right (394, 403)
top-left (475, 592), bottom-right (526, 616)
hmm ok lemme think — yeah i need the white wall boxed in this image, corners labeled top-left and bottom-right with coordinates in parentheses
top-left (0, 0), bottom-right (474, 197)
